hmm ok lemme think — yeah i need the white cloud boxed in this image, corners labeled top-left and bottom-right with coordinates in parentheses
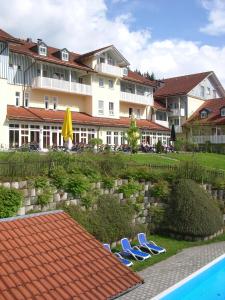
top-left (0, 0), bottom-right (225, 85)
top-left (200, 0), bottom-right (225, 35)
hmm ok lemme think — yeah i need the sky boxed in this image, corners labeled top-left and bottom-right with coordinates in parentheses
top-left (1, 0), bottom-right (225, 84)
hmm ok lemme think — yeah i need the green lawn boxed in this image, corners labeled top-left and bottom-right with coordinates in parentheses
top-left (128, 152), bottom-right (225, 171)
top-left (113, 232), bottom-right (225, 272)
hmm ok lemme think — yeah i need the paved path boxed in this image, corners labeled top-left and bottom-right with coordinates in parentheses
top-left (119, 241), bottom-right (225, 300)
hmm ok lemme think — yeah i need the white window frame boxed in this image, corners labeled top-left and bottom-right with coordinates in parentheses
top-left (221, 108), bottom-right (225, 117)
top-left (24, 92), bottom-right (29, 108)
top-left (52, 96), bottom-right (58, 110)
top-left (15, 92), bottom-right (20, 107)
top-left (39, 45), bottom-right (47, 56)
top-left (44, 96), bottom-right (49, 110)
top-left (98, 100), bottom-right (104, 115)
top-left (109, 102), bottom-right (114, 116)
top-left (200, 85), bottom-right (205, 98)
top-left (136, 109), bottom-right (141, 119)
top-left (99, 78), bottom-right (104, 88)
top-left (207, 87), bottom-right (210, 95)
top-left (108, 79), bottom-right (114, 89)
top-left (200, 110), bottom-right (208, 119)
top-left (61, 50), bottom-right (69, 61)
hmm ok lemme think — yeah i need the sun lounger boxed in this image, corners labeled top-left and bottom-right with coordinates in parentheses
top-left (120, 238), bottom-right (151, 261)
top-left (137, 233), bottom-right (166, 254)
top-left (103, 243), bottom-right (133, 267)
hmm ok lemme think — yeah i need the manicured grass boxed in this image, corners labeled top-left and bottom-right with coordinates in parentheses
top-left (112, 232), bottom-right (225, 272)
top-left (128, 152), bottom-right (225, 171)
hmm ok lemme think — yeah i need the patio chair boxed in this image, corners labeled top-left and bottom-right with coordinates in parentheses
top-left (103, 243), bottom-right (133, 267)
top-left (120, 238), bottom-right (151, 261)
top-left (137, 233), bottom-right (166, 254)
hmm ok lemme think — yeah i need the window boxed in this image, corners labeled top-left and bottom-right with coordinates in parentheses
top-left (100, 56), bottom-right (105, 63)
top-left (123, 68), bottom-right (128, 76)
top-left (114, 132), bottom-right (119, 145)
top-left (108, 80), bottom-right (114, 89)
top-left (61, 50), bottom-right (69, 61)
top-left (136, 109), bottom-right (141, 119)
top-left (98, 100), bottom-right (104, 115)
top-left (39, 45), bottom-right (47, 56)
top-left (207, 87), bottom-right (210, 95)
top-left (52, 96), bottom-right (58, 110)
top-left (99, 78), bottom-right (104, 87)
top-left (9, 63), bottom-right (13, 68)
top-left (106, 131), bottom-right (112, 145)
top-left (213, 90), bottom-right (217, 98)
top-left (44, 96), bottom-right (49, 110)
top-left (107, 55), bottom-right (115, 66)
top-left (15, 92), bottom-right (20, 107)
top-left (221, 108), bottom-right (225, 117)
top-left (200, 110), bottom-right (208, 119)
top-left (24, 92), bottom-right (29, 108)
top-left (78, 77), bottom-right (83, 84)
top-left (109, 102), bottom-right (114, 116)
top-left (17, 65), bottom-right (22, 71)
top-left (81, 128), bottom-right (87, 143)
top-left (174, 119), bottom-right (179, 126)
top-left (129, 108), bottom-right (133, 117)
top-left (156, 111), bottom-right (167, 121)
top-left (200, 85), bottom-right (205, 98)
top-left (9, 124), bottom-right (19, 148)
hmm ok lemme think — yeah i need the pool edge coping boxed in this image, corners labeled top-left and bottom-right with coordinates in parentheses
top-left (151, 252), bottom-right (225, 300)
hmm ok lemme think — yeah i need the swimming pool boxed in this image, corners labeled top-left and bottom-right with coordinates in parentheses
top-left (153, 254), bottom-right (225, 300)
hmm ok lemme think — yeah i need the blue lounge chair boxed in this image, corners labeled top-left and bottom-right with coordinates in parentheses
top-left (103, 243), bottom-right (133, 267)
top-left (137, 233), bottom-right (166, 254)
top-left (120, 238), bottom-right (151, 261)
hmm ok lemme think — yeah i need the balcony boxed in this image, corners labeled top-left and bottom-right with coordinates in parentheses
top-left (120, 91), bottom-right (153, 106)
top-left (169, 108), bottom-right (185, 117)
top-left (95, 63), bottom-right (123, 77)
top-left (32, 76), bottom-right (92, 96)
top-left (192, 135), bottom-right (225, 144)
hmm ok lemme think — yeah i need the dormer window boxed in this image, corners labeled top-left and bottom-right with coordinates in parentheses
top-left (200, 109), bottom-right (208, 119)
top-left (221, 107), bottom-right (225, 117)
top-left (38, 44), bottom-right (47, 56)
top-left (61, 49), bottom-right (69, 61)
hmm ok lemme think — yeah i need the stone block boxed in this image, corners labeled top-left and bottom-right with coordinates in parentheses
top-left (114, 179), bottom-right (118, 187)
top-left (33, 204), bottom-right (41, 211)
top-left (96, 182), bottom-right (101, 189)
top-left (104, 189), bottom-right (109, 194)
top-left (118, 193), bottom-right (123, 200)
top-left (91, 183), bottom-right (96, 189)
top-left (145, 203), bottom-right (151, 209)
top-left (36, 188), bottom-right (43, 196)
top-left (29, 188), bottom-right (36, 197)
top-left (143, 209), bottom-right (148, 217)
top-left (99, 189), bottom-right (104, 195)
top-left (24, 197), bottom-right (31, 206)
top-left (53, 193), bottom-right (61, 202)
top-left (70, 199), bottom-right (79, 205)
top-left (22, 189), bottom-right (29, 197)
top-left (42, 204), bottom-right (50, 212)
top-left (17, 207), bottom-right (25, 216)
top-left (30, 197), bottom-right (37, 205)
top-left (144, 185), bottom-right (149, 191)
top-left (120, 199), bottom-right (127, 205)
top-left (48, 195), bottom-right (54, 203)
top-left (122, 179), bottom-right (128, 185)
top-left (60, 193), bottom-right (68, 201)
top-left (25, 205), bottom-right (34, 213)
top-left (110, 188), bottom-right (114, 194)
top-left (19, 181), bottom-right (27, 189)
top-left (2, 182), bottom-right (10, 188)
top-left (48, 202), bottom-right (57, 210)
top-left (111, 241), bottom-right (116, 248)
top-left (11, 182), bottom-right (19, 189)
top-left (144, 197), bottom-right (149, 204)
top-left (117, 179), bottom-right (123, 186)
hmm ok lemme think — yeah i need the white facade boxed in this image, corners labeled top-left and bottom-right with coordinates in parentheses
top-left (0, 38), bottom-right (169, 150)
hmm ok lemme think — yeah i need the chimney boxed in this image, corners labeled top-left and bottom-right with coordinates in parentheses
top-left (37, 38), bottom-right (42, 44)
top-left (26, 37), bottom-right (32, 43)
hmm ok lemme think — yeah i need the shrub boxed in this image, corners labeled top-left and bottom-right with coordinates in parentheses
top-left (150, 180), bottom-right (170, 200)
top-left (66, 175), bottom-right (90, 197)
top-left (98, 154), bottom-right (126, 177)
top-left (37, 190), bottom-right (52, 207)
top-left (102, 177), bottom-right (115, 189)
top-left (166, 179), bottom-right (223, 237)
top-left (49, 166), bottom-right (68, 189)
top-left (176, 160), bottom-right (206, 182)
top-left (156, 140), bottom-right (164, 153)
top-left (148, 206), bottom-right (166, 233)
top-left (34, 176), bottom-right (49, 189)
top-left (212, 177), bottom-right (225, 190)
top-left (118, 180), bottom-right (142, 198)
top-left (89, 138), bottom-right (103, 147)
top-left (0, 187), bottom-right (22, 218)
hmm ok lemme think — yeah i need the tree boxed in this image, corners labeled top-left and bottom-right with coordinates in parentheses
top-left (126, 117), bottom-right (140, 153)
top-left (170, 124), bottom-right (176, 142)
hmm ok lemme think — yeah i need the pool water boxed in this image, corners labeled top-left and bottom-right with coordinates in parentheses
top-left (159, 255), bottom-right (225, 300)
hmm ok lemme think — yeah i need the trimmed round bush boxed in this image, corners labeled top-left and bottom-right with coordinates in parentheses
top-left (0, 186), bottom-right (22, 218)
top-left (166, 179), bottom-right (223, 237)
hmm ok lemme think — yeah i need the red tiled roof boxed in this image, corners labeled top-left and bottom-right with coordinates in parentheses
top-left (0, 210), bottom-right (143, 299)
top-left (153, 100), bottom-right (167, 111)
top-left (76, 45), bottom-right (113, 60)
top-left (154, 71), bottom-right (212, 98)
top-left (7, 105), bottom-right (170, 131)
top-left (123, 70), bottom-right (156, 87)
top-left (184, 98), bottom-right (225, 126)
top-left (0, 29), bottom-right (23, 44)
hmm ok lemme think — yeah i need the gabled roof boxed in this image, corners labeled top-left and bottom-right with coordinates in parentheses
top-left (77, 45), bottom-right (130, 67)
top-left (122, 70), bottom-right (156, 87)
top-left (7, 105), bottom-right (170, 131)
top-left (154, 71), bottom-right (212, 98)
top-left (0, 29), bottom-right (23, 44)
top-left (184, 98), bottom-right (225, 126)
top-left (0, 210), bottom-right (143, 299)
top-left (153, 100), bottom-right (168, 111)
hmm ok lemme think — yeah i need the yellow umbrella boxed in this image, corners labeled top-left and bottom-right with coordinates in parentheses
top-left (62, 108), bottom-right (73, 142)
